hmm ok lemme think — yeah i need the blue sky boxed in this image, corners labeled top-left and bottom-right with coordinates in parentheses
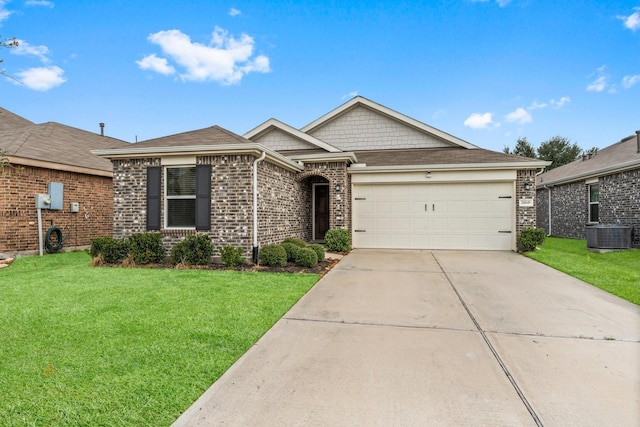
top-left (1, 0), bottom-right (639, 152)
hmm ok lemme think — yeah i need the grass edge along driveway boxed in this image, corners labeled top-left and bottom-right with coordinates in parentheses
top-left (0, 251), bottom-right (318, 426)
top-left (525, 237), bottom-right (639, 305)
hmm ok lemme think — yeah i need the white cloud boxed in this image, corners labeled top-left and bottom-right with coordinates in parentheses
top-left (622, 74), bottom-right (640, 89)
top-left (229, 7), bottom-right (241, 16)
top-left (13, 65), bottom-right (66, 90)
top-left (25, 0), bottom-right (54, 7)
top-left (505, 107), bottom-right (532, 124)
top-left (550, 96), bottom-right (571, 108)
top-left (618, 7), bottom-right (640, 31)
top-left (136, 53), bottom-right (175, 75)
top-left (470, 0), bottom-right (511, 7)
top-left (140, 27), bottom-right (271, 85)
top-left (528, 101), bottom-right (547, 110)
top-left (587, 66), bottom-right (609, 92)
top-left (10, 39), bottom-right (50, 62)
top-left (341, 91), bottom-right (358, 99)
top-left (464, 112), bottom-right (494, 129)
top-left (0, 0), bottom-right (12, 22)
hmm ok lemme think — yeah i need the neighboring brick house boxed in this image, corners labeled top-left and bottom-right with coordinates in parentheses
top-left (0, 108), bottom-right (129, 255)
top-left (536, 131), bottom-right (640, 248)
top-left (95, 97), bottom-right (548, 261)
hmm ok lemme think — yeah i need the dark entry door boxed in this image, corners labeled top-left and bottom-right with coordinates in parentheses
top-left (314, 184), bottom-right (330, 241)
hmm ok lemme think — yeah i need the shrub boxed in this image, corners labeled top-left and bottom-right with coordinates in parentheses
top-left (90, 236), bottom-right (129, 264)
top-left (308, 243), bottom-right (325, 261)
top-left (295, 247), bottom-right (318, 268)
top-left (324, 228), bottom-right (350, 252)
top-left (258, 244), bottom-right (287, 267)
top-left (282, 237), bottom-right (307, 248)
top-left (517, 228), bottom-right (546, 252)
top-left (171, 234), bottom-right (214, 265)
top-left (128, 232), bottom-right (166, 264)
top-left (281, 242), bottom-right (302, 262)
top-left (220, 245), bottom-right (245, 268)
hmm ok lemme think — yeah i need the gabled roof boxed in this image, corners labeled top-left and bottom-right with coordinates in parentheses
top-left (131, 125), bottom-right (252, 148)
top-left (244, 118), bottom-right (342, 153)
top-left (537, 132), bottom-right (640, 186)
top-left (93, 125), bottom-right (304, 173)
top-left (0, 107), bottom-right (34, 132)
top-left (300, 96), bottom-right (479, 150)
top-left (0, 121), bottom-right (128, 175)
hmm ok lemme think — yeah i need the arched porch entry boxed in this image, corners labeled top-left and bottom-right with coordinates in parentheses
top-left (301, 175), bottom-right (330, 242)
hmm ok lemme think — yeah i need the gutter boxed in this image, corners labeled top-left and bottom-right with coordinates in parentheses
top-left (252, 151), bottom-right (266, 264)
top-left (347, 160), bottom-right (551, 173)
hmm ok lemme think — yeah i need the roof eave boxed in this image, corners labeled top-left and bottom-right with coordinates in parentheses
top-left (92, 143), bottom-right (304, 172)
top-left (348, 161), bottom-right (550, 173)
top-left (286, 152), bottom-right (358, 163)
top-left (537, 159), bottom-right (640, 187)
top-left (6, 156), bottom-right (114, 177)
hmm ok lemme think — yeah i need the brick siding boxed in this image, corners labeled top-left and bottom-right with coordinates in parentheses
top-left (536, 168), bottom-right (639, 248)
top-left (515, 169), bottom-right (538, 237)
top-left (0, 164), bottom-right (114, 255)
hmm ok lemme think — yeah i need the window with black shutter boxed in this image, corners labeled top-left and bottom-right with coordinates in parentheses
top-left (146, 167), bottom-right (161, 230)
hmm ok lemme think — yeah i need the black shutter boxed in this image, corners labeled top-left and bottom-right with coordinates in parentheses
top-left (146, 167), bottom-right (161, 230)
top-left (195, 164), bottom-right (211, 231)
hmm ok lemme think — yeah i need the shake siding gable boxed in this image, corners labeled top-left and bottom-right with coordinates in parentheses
top-left (253, 128), bottom-right (317, 151)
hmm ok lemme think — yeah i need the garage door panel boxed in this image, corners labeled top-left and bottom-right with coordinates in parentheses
top-left (353, 182), bottom-right (514, 250)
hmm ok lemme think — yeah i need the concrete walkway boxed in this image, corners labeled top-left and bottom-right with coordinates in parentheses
top-left (173, 250), bottom-right (640, 426)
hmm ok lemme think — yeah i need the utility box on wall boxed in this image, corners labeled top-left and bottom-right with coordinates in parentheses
top-left (48, 182), bottom-right (63, 210)
top-left (70, 202), bottom-right (79, 213)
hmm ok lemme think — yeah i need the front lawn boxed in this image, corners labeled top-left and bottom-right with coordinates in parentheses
top-left (525, 237), bottom-right (640, 305)
top-left (0, 251), bottom-right (318, 426)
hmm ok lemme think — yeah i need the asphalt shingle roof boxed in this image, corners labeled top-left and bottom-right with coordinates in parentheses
top-left (0, 107), bottom-right (33, 132)
top-left (131, 126), bottom-right (252, 148)
top-left (537, 133), bottom-right (640, 185)
top-left (353, 147), bottom-right (537, 166)
top-left (0, 121), bottom-right (129, 173)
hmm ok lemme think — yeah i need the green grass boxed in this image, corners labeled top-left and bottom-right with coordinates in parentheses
top-left (525, 237), bottom-right (640, 305)
top-left (0, 251), bottom-right (318, 426)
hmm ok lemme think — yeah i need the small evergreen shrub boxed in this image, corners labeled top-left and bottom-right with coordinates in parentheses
top-left (324, 228), bottom-right (350, 252)
top-left (171, 234), bottom-right (214, 265)
top-left (517, 228), bottom-right (546, 252)
top-left (128, 232), bottom-right (166, 264)
top-left (220, 245), bottom-right (245, 268)
top-left (295, 247), bottom-right (318, 268)
top-left (308, 243), bottom-right (325, 261)
top-left (258, 244), bottom-right (287, 267)
top-left (281, 242), bottom-right (302, 262)
top-left (90, 236), bottom-right (129, 264)
top-left (282, 237), bottom-right (307, 248)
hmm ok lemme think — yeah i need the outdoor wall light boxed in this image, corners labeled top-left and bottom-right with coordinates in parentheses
top-left (335, 183), bottom-right (341, 192)
top-left (523, 179), bottom-right (533, 191)
top-left (426, 171), bottom-right (432, 178)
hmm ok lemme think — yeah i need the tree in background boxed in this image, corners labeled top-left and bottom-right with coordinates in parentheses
top-left (1, 36), bottom-right (19, 76)
top-left (503, 137), bottom-right (536, 158)
top-left (537, 136), bottom-right (582, 170)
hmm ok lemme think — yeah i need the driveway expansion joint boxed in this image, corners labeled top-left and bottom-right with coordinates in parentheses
top-left (283, 316), bottom-right (477, 333)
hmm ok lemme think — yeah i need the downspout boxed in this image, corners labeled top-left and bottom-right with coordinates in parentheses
top-left (252, 151), bottom-right (266, 264)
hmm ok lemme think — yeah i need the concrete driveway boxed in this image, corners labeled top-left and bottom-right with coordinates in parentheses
top-left (174, 250), bottom-right (640, 426)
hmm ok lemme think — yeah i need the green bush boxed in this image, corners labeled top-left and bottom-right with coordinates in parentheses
top-left (171, 234), bottom-right (213, 265)
top-left (128, 233), bottom-right (166, 264)
top-left (220, 245), bottom-right (245, 268)
top-left (308, 243), bottom-right (325, 261)
top-left (90, 236), bottom-right (129, 264)
top-left (258, 244), bottom-right (287, 267)
top-left (281, 242), bottom-right (302, 262)
top-left (295, 247), bottom-right (318, 268)
top-left (282, 237), bottom-right (307, 248)
top-left (324, 228), bottom-right (350, 252)
top-left (517, 228), bottom-right (546, 252)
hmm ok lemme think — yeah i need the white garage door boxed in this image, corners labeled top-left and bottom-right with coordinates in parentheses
top-left (352, 182), bottom-right (513, 250)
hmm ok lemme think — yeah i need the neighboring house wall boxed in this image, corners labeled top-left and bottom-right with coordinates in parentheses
top-left (599, 169), bottom-right (640, 248)
top-left (536, 169), bottom-right (639, 248)
top-left (308, 105), bottom-right (452, 150)
top-left (536, 182), bottom-right (589, 240)
top-left (0, 164), bottom-right (113, 254)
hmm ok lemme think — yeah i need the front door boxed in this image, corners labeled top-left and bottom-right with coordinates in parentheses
top-left (313, 184), bottom-right (330, 241)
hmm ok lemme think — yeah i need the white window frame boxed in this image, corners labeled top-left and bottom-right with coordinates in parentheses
top-left (164, 165), bottom-right (196, 230)
top-left (588, 183), bottom-right (599, 223)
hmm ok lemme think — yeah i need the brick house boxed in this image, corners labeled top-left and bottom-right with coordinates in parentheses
top-left (0, 108), bottom-right (129, 255)
top-left (94, 97), bottom-right (548, 262)
top-left (536, 131), bottom-right (640, 248)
